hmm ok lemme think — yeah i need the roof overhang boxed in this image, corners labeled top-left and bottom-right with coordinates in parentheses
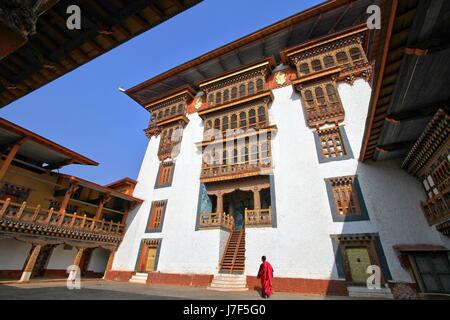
top-left (360, 0), bottom-right (450, 162)
top-left (0, 117), bottom-right (97, 169)
top-left (0, 0), bottom-right (203, 108)
top-left (126, 0), bottom-right (379, 106)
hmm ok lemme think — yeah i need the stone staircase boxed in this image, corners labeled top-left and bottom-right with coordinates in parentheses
top-left (129, 272), bottom-right (148, 284)
top-left (347, 286), bottom-right (394, 299)
top-left (207, 273), bottom-right (248, 291)
top-left (219, 229), bottom-right (245, 274)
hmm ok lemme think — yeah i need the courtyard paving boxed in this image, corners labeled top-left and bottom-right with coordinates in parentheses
top-left (0, 280), bottom-right (352, 300)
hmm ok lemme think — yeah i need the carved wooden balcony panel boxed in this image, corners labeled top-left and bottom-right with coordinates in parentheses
top-left (201, 161), bottom-right (272, 183)
top-left (245, 207), bottom-right (272, 227)
top-left (199, 60), bottom-right (273, 109)
top-left (0, 199), bottom-right (124, 245)
top-left (421, 187), bottom-right (450, 226)
top-left (198, 211), bottom-right (234, 231)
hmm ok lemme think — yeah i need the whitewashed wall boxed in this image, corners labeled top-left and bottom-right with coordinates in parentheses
top-left (0, 238), bottom-right (31, 270)
top-left (113, 79), bottom-right (449, 284)
top-left (87, 248), bottom-right (109, 273)
top-left (245, 80), bottom-right (449, 283)
top-left (113, 113), bottom-right (228, 275)
top-left (46, 245), bottom-right (76, 270)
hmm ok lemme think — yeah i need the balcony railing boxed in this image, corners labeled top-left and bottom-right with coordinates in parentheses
top-left (201, 160), bottom-right (272, 181)
top-left (198, 212), bottom-right (234, 231)
top-left (306, 103), bottom-right (345, 127)
top-left (0, 199), bottom-right (125, 237)
top-left (421, 187), bottom-right (450, 225)
top-left (245, 207), bottom-right (272, 227)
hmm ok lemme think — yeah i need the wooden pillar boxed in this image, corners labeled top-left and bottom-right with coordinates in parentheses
top-left (253, 188), bottom-right (261, 210)
top-left (68, 247), bottom-right (85, 281)
top-left (58, 183), bottom-right (79, 215)
top-left (95, 193), bottom-right (110, 220)
top-left (216, 192), bottom-right (224, 214)
top-left (121, 209), bottom-right (129, 225)
top-left (103, 248), bottom-right (116, 279)
top-left (20, 244), bottom-right (42, 282)
top-left (0, 138), bottom-right (26, 181)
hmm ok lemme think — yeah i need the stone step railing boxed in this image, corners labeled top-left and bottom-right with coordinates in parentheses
top-left (421, 187), bottom-right (450, 225)
top-left (199, 211), bottom-right (234, 231)
top-left (0, 198), bottom-right (125, 235)
top-left (245, 207), bottom-right (272, 227)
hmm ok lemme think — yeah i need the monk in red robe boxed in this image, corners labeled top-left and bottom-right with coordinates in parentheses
top-left (257, 256), bottom-right (274, 298)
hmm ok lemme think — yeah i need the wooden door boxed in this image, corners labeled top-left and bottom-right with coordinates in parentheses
top-left (144, 247), bottom-right (157, 272)
top-left (345, 247), bottom-right (372, 285)
top-left (31, 246), bottom-right (53, 278)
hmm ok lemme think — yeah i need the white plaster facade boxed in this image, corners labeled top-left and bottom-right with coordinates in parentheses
top-left (112, 78), bottom-right (449, 286)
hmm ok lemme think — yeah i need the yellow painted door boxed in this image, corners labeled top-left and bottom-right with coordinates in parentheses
top-left (145, 247), bottom-right (157, 272)
top-left (346, 247), bottom-right (372, 284)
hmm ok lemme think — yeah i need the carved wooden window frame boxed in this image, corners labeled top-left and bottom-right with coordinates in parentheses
top-left (155, 161), bottom-right (175, 189)
top-left (325, 176), bottom-right (369, 222)
top-left (203, 102), bottom-right (270, 140)
top-left (146, 200), bottom-right (168, 233)
top-left (294, 42), bottom-right (368, 78)
top-left (158, 123), bottom-right (184, 161)
top-left (313, 125), bottom-right (353, 163)
top-left (203, 71), bottom-right (268, 108)
top-left (298, 79), bottom-right (345, 128)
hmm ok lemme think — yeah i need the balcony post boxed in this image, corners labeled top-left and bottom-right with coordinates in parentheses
top-left (58, 182), bottom-right (79, 215)
top-left (68, 247), bottom-right (85, 281)
top-left (0, 138), bottom-right (27, 181)
top-left (95, 193), bottom-right (111, 220)
top-left (20, 244), bottom-right (42, 282)
top-left (216, 192), bottom-right (224, 214)
top-left (252, 187), bottom-right (261, 210)
top-left (104, 248), bottom-right (117, 279)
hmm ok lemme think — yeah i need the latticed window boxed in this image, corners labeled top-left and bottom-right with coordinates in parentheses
top-left (318, 126), bottom-right (346, 159)
top-left (349, 47), bottom-right (362, 61)
top-left (324, 56), bottom-right (335, 68)
top-left (329, 177), bottom-right (361, 216)
top-left (231, 87), bottom-right (238, 99)
top-left (256, 79), bottom-right (264, 91)
top-left (156, 162), bottom-right (175, 188)
top-left (148, 200), bottom-right (167, 230)
top-left (336, 51), bottom-right (349, 64)
top-left (299, 63), bottom-right (310, 75)
top-left (239, 84), bottom-right (246, 97)
top-left (248, 81), bottom-right (255, 95)
top-left (312, 59), bottom-right (322, 72)
top-left (223, 89), bottom-right (230, 102)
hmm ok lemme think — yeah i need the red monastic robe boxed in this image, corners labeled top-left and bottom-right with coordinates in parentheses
top-left (257, 261), bottom-right (274, 298)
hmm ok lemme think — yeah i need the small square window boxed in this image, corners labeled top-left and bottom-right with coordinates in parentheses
top-left (325, 176), bottom-right (369, 222)
top-left (314, 126), bottom-right (353, 163)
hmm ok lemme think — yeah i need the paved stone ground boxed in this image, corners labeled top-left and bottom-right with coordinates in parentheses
top-left (0, 280), bottom-right (352, 300)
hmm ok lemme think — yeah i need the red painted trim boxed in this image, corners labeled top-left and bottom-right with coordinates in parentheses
top-left (0, 270), bottom-right (21, 280)
top-left (147, 273), bottom-right (213, 287)
top-left (247, 276), bottom-right (348, 296)
top-left (104, 270), bottom-right (133, 282)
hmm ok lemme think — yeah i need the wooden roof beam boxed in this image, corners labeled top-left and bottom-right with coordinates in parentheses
top-left (376, 140), bottom-right (415, 153)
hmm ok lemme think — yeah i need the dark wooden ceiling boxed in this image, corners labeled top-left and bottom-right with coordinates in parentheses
top-left (0, 0), bottom-right (202, 109)
top-left (361, 0), bottom-right (450, 161)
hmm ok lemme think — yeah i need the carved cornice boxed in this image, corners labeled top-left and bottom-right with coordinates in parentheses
top-left (0, 218), bottom-right (123, 245)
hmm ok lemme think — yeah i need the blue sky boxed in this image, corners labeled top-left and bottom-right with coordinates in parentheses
top-left (0, 0), bottom-right (322, 185)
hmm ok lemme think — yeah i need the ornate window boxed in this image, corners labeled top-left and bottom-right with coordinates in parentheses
top-left (231, 87), bottom-right (238, 100)
top-left (239, 84), bottom-right (246, 97)
top-left (299, 63), bottom-right (310, 75)
top-left (311, 59), bottom-right (322, 72)
top-left (324, 55), bottom-right (335, 68)
top-left (203, 102), bottom-right (270, 140)
top-left (256, 79), bottom-right (264, 91)
top-left (336, 51), bottom-right (349, 64)
top-left (146, 200), bottom-right (168, 232)
top-left (158, 124), bottom-right (184, 161)
top-left (314, 126), bottom-right (353, 163)
top-left (155, 161), bottom-right (175, 188)
top-left (298, 79), bottom-right (345, 128)
top-left (325, 176), bottom-right (369, 222)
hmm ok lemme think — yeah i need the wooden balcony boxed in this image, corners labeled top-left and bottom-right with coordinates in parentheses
top-left (245, 207), bottom-right (272, 227)
top-left (198, 212), bottom-right (234, 231)
top-left (306, 102), bottom-right (345, 128)
top-left (200, 160), bottom-right (272, 183)
top-left (421, 187), bottom-right (450, 226)
top-left (0, 199), bottom-right (125, 244)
